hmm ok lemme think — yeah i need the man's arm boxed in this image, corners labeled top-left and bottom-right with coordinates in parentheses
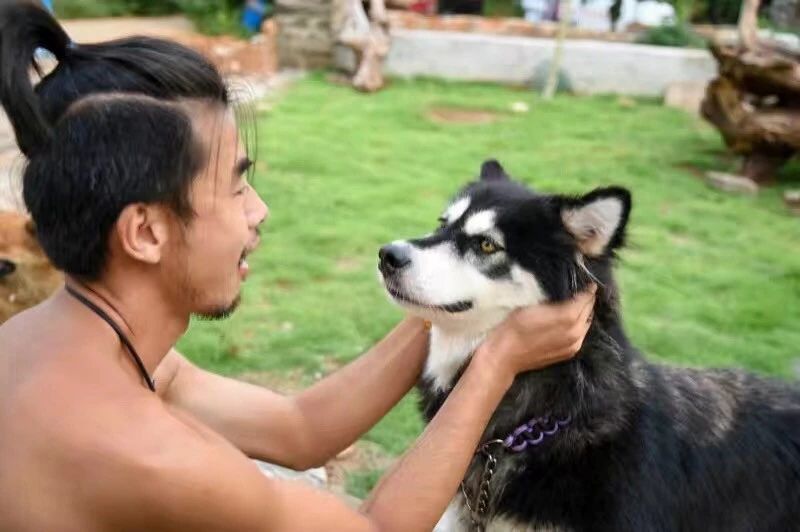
top-left (155, 317), bottom-right (429, 469)
top-left (138, 290), bottom-right (594, 530)
top-left (134, 344), bottom-right (525, 532)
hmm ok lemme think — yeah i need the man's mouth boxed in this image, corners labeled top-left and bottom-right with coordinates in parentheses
top-left (238, 252), bottom-right (250, 279)
top-left (385, 285), bottom-right (473, 314)
top-left (238, 238), bottom-right (260, 280)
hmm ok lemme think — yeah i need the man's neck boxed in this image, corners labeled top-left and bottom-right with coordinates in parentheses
top-left (64, 272), bottom-right (189, 386)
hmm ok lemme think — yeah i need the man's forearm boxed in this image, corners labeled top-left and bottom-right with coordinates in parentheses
top-left (155, 318), bottom-right (427, 470)
top-left (292, 316), bottom-right (429, 466)
top-left (362, 351), bottom-right (513, 531)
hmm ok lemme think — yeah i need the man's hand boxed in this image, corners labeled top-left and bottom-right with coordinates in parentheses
top-left (475, 285), bottom-right (597, 383)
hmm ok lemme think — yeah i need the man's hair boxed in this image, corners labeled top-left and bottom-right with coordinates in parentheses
top-left (0, 1), bottom-right (229, 279)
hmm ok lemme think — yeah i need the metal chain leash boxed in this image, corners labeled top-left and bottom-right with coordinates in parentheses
top-left (461, 446), bottom-right (498, 532)
top-left (458, 415), bottom-right (572, 531)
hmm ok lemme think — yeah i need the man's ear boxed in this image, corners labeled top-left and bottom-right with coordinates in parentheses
top-left (561, 187), bottom-right (631, 257)
top-left (479, 159), bottom-right (510, 182)
top-left (115, 204), bottom-right (170, 266)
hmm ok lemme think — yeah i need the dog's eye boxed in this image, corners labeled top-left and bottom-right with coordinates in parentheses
top-left (480, 238), bottom-right (499, 254)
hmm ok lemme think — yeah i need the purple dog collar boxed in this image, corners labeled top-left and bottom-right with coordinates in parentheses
top-left (479, 414), bottom-right (572, 454)
top-left (462, 414), bottom-right (572, 530)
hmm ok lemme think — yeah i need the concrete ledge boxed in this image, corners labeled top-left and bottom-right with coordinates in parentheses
top-left (351, 29), bottom-right (717, 96)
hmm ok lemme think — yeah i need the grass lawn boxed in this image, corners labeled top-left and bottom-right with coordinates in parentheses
top-left (177, 74), bottom-right (800, 495)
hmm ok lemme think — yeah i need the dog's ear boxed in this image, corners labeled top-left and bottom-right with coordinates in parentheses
top-left (561, 187), bottom-right (631, 257)
top-left (479, 159), bottom-right (509, 182)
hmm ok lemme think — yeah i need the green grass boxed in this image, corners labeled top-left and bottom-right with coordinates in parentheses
top-left (345, 469), bottom-right (385, 500)
top-left (176, 75), bottom-right (800, 491)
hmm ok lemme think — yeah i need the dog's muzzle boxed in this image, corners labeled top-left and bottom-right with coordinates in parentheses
top-left (378, 244), bottom-right (410, 276)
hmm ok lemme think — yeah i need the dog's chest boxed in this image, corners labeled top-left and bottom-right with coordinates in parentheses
top-left (423, 327), bottom-right (485, 393)
top-left (436, 495), bottom-right (573, 532)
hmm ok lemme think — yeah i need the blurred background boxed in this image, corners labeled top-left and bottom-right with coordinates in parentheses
top-left (1, 0), bottom-right (799, 499)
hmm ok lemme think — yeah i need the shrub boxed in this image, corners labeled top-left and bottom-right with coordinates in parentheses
top-left (54, 0), bottom-right (180, 19)
top-left (637, 23), bottom-right (707, 48)
top-left (54, 0), bottom-right (250, 37)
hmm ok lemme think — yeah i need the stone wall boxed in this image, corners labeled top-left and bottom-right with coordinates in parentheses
top-left (274, 0), bottom-right (334, 68)
top-left (334, 29), bottom-right (717, 97)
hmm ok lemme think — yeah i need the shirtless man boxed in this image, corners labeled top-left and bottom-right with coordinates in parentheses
top-left (0, 3), bottom-right (595, 530)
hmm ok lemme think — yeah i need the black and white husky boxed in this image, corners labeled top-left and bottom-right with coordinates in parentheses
top-left (378, 160), bottom-right (800, 532)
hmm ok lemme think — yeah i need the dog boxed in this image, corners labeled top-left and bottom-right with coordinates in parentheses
top-left (0, 211), bottom-right (62, 324)
top-left (378, 160), bottom-right (800, 531)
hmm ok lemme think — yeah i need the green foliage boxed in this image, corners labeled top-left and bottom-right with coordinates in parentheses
top-left (484, 0), bottom-right (524, 17)
top-left (637, 23), bottom-right (707, 48)
top-left (173, 0), bottom-right (249, 37)
top-left (177, 76), bottom-right (800, 472)
top-left (54, 0), bottom-right (180, 18)
top-left (694, 0), bottom-right (741, 24)
top-left (54, 0), bottom-right (249, 37)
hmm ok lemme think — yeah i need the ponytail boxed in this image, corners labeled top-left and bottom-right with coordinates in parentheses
top-left (0, 1), bottom-right (71, 156)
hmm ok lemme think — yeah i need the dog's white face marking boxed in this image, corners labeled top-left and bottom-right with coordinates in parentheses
top-left (464, 209), bottom-right (506, 248)
top-left (464, 210), bottom-right (496, 236)
top-left (379, 201), bottom-right (546, 390)
top-left (442, 196), bottom-right (471, 225)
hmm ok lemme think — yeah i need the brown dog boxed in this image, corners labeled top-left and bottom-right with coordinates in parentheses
top-left (0, 211), bottom-right (62, 324)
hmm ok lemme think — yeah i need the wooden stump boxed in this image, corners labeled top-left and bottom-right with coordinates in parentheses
top-left (701, 0), bottom-right (800, 184)
top-left (702, 44), bottom-right (800, 183)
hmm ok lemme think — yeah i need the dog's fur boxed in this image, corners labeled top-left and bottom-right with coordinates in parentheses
top-left (378, 161), bottom-right (800, 531)
top-left (0, 211), bottom-right (62, 324)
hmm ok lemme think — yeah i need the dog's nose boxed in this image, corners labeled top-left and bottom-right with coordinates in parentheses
top-left (379, 244), bottom-right (411, 274)
top-left (0, 259), bottom-right (16, 278)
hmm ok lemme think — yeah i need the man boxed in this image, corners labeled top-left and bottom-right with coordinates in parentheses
top-left (0, 2), bottom-right (594, 530)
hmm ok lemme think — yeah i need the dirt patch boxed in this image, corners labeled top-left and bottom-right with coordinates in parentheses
top-left (426, 105), bottom-right (504, 125)
top-left (326, 440), bottom-right (394, 498)
top-left (234, 369), bottom-right (395, 500)
top-left (673, 162), bottom-right (706, 179)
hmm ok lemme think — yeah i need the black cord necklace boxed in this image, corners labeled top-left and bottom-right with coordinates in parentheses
top-left (65, 285), bottom-right (156, 393)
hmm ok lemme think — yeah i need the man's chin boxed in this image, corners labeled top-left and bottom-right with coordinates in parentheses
top-left (194, 294), bottom-right (242, 321)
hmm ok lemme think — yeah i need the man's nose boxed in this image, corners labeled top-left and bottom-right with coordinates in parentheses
top-left (378, 244), bottom-right (411, 275)
top-left (247, 189), bottom-right (269, 228)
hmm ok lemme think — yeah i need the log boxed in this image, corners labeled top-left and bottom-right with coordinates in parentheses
top-left (709, 42), bottom-right (800, 102)
top-left (701, 76), bottom-right (796, 182)
top-left (701, 0), bottom-right (800, 183)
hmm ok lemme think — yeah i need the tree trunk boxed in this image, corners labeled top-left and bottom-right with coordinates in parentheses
top-left (543, 0), bottom-right (571, 99)
top-left (738, 0), bottom-right (760, 50)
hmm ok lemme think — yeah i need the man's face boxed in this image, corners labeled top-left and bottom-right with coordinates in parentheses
top-left (164, 107), bottom-right (268, 319)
